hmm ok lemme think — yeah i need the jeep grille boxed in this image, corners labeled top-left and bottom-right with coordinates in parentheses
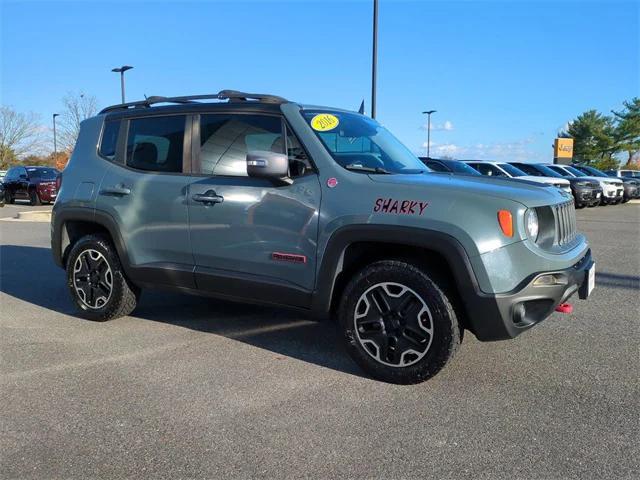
top-left (552, 200), bottom-right (577, 246)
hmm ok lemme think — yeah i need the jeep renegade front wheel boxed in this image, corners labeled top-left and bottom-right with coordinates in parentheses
top-left (66, 234), bottom-right (139, 321)
top-left (339, 260), bottom-right (461, 384)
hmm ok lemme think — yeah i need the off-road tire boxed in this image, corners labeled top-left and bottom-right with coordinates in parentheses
top-left (66, 234), bottom-right (139, 321)
top-left (338, 260), bottom-right (461, 384)
top-left (29, 189), bottom-right (41, 206)
top-left (5, 191), bottom-right (14, 204)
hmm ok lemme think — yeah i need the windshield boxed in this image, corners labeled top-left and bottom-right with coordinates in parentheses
top-left (576, 165), bottom-right (607, 177)
top-left (564, 166), bottom-right (587, 177)
top-left (27, 168), bottom-right (59, 180)
top-left (446, 160), bottom-right (481, 175)
top-left (303, 111), bottom-right (427, 174)
top-left (497, 163), bottom-right (528, 177)
top-left (531, 164), bottom-right (563, 177)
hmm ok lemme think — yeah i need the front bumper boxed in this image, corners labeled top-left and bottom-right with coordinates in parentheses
top-left (573, 186), bottom-right (602, 204)
top-left (464, 249), bottom-right (594, 341)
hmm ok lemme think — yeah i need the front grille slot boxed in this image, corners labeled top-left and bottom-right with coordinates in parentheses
top-left (552, 200), bottom-right (576, 246)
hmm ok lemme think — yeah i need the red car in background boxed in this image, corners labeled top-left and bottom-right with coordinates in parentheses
top-left (3, 166), bottom-right (60, 205)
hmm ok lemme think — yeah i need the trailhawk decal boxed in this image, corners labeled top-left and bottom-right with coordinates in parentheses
top-left (373, 198), bottom-right (429, 215)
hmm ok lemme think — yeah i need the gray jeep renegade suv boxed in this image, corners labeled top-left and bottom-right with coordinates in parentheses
top-left (51, 90), bottom-right (595, 384)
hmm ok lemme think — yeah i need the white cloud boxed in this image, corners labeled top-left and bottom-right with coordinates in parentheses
top-left (420, 120), bottom-right (454, 132)
top-left (418, 136), bottom-right (545, 162)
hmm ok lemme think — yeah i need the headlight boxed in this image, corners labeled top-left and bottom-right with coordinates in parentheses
top-left (525, 208), bottom-right (539, 241)
top-left (575, 181), bottom-right (588, 186)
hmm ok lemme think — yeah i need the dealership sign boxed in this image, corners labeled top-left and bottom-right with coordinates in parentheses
top-left (554, 138), bottom-right (574, 159)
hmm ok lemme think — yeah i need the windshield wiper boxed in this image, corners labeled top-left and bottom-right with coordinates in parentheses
top-left (344, 164), bottom-right (392, 174)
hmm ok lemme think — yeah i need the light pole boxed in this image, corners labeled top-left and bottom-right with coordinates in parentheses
top-left (111, 65), bottom-right (133, 104)
top-left (52, 113), bottom-right (60, 156)
top-left (422, 110), bottom-right (436, 158)
top-left (371, 0), bottom-right (379, 119)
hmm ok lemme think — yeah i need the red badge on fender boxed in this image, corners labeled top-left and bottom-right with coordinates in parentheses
top-left (327, 177), bottom-right (338, 188)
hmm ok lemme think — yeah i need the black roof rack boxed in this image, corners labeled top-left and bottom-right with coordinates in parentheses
top-left (99, 89), bottom-right (288, 114)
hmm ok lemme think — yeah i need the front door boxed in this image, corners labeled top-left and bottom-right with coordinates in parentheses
top-left (188, 113), bottom-right (321, 307)
top-left (96, 115), bottom-right (195, 288)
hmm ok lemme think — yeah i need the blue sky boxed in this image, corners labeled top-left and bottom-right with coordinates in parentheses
top-left (1, 0), bottom-right (638, 162)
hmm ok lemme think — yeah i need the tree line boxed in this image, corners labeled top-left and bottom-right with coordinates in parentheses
top-left (0, 92), bottom-right (98, 171)
top-left (562, 97), bottom-right (640, 170)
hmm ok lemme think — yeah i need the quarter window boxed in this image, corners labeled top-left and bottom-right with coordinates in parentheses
top-left (99, 120), bottom-right (121, 159)
top-left (126, 116), bottom-right (185, 173)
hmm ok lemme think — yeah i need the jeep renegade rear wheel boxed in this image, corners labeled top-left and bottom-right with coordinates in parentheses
top-left (66, 234), bottom-right (139, 321)
top-left (339, 260), bottom-right (461, 384)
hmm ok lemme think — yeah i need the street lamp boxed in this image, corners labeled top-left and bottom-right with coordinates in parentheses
top-left (371, 0), bottom-right (379, 119)
top-left (111, 65), bottom-right (133, 104)
top-left (52, 113), bottom-right (60, 156)
top-left (422, 110), bottom-right (437, 158)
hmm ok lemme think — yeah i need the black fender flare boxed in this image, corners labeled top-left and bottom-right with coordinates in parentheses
top-left (310, 224), bottom-right (488, 318)
top-left (51, 207), bottom-right (132, 277)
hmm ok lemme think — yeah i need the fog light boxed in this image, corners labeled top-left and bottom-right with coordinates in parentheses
top-left (533, 274), bottom-right (568, 286)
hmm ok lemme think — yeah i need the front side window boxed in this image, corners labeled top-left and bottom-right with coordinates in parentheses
top-left (199, 114), bottom-right (283, 177)
top-left (302, 111), bottom-right (426, 174)
top-left (126, 116), bottom-right (185, 173)
top-left (100, 120), bottom-right (121, 159)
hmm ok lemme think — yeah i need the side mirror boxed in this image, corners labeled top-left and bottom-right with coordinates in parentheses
top-left (19, 174), bottom-right (28, 179)
top-left (246, 151), bottom-right (292, 185)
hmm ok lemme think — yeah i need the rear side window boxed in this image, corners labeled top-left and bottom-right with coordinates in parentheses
top-left (126, 116), bottom-right (185, 173)
top-left (99, 120), bottom-right (120, 159)
top-left (199, 114), bottom-right (283, 176)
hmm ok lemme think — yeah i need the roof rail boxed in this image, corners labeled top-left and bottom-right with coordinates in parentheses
top-left (99, 90), bottom-right (289, 114)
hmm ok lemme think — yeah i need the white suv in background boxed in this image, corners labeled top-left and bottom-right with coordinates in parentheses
top-left (546, 164), bottom-right (624, 205)
top-left (465, 161), bottom-right (572, 194)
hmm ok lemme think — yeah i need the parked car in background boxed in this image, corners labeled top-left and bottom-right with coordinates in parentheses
top-left (419, 157), bottom-right (482, 176)
top-left (572, 164), bottom-right (639, 203)
top-left (0, 170), bottom-right (6, 183)
top-left (509, 162), bottom-right (602, 208)
top-left (605, 169), bottom-right (640, 179)
top-left (546, 164), bottom-right (624, 205)
top-left (464, 161), bottom-right (572, 194)
top-left (3, 166), bottom-right (60, 205)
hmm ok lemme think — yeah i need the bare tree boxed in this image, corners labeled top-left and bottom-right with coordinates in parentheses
top-left (58, 92), bottom-right (99, 151)
top-left (0, 106), bottom-right (44, 165)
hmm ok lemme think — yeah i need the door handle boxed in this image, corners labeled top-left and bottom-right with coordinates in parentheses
top-left (192, 190), bottom-right (224, 205)
top-left (100, 185), bottom-right (131, 196)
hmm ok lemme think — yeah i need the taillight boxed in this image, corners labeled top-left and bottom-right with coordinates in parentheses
top-left (56, 173), bottom-right (62, 191)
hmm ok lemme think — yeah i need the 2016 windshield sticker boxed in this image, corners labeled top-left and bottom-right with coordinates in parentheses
top-left (311, 114), bottom-right (339, 132)
top-left (374, 198), bottom-right (429, 215)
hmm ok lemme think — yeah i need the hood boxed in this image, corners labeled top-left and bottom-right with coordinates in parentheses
top-left (578, 175), bottom-right (623, 185)
top-left (516, 175), bottom-right (570, 186)
top-left (368, 172), bottom-right (570, 206)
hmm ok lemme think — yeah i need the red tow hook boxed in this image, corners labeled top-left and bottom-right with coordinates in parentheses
top-left (555, 303), bottom-right (573, 314)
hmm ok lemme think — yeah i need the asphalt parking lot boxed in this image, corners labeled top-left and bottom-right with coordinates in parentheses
top-left (1, 202), bottom-right (639, 479)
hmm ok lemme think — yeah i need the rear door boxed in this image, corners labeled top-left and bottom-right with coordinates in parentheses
top-left (96, 114), bottom-right (195, 288)
top-left (187, 112), bottom-right (321, 306)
